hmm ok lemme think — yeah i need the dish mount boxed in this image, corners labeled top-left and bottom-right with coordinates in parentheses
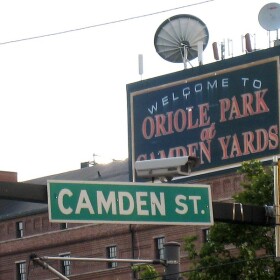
top-left (154, 14), bottom-right (209, 69)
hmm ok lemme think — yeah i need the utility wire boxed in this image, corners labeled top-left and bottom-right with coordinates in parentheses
top-left (136, 255), bottom-right (275, 279)
top-left (181, 254), bottom-right (275, 274)
top-left (0, 0), bottom-right (214, 46)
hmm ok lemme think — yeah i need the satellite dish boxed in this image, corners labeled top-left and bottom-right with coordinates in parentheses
top-left (258, 2), bottom-right (280, 31)
top-left (154, 14), bottom-right (209, 68)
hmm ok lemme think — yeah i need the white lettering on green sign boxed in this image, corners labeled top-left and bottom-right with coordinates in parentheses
top-left (175, 195), bottom-right (201, 214)
top-left (57, 188), bottom-right (202, 217)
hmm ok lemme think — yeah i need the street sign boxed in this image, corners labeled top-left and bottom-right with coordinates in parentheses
top-left (47, 180), bottom-right (213, 225)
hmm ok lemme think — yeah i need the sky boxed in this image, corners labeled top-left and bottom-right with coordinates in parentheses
top-left (0, 0), bottom-right (275, 181)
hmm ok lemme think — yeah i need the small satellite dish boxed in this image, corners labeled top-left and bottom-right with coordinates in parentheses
top-left (154, 14), bottom-right (209, 68)
top-left (258, 2), bottom-right (280, 31)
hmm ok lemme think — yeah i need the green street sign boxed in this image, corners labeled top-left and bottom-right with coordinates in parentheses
top-left (47, 180), bottom-right (213, 225)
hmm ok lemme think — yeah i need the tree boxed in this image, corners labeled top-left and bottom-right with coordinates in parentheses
top-left (132, 264), bottom-right (160, 280)
top-left (183, 160), bottom-right (280, 279)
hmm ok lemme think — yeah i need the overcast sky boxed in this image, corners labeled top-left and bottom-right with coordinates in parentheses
top-left (0, 0), bottom-right (274, 181)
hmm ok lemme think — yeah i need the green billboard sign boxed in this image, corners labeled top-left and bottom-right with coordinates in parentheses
top-left (47, 180), bottom-right (213, 225)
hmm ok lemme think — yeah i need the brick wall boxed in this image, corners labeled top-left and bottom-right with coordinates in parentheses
top-left (0, 170), bottom-right (17, 182)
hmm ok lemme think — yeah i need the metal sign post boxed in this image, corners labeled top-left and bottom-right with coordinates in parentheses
top-left (274, 158), bottom-right (280, 258)
top-left (163, 242), bottom-right (182, 280)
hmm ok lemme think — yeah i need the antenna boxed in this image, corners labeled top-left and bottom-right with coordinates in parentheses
top-left (245, 33), bottom-right (253, 52)
top-left (221, 40), bottom-right (225, 60)
top-left (154, 14), bottom-right (209, 69)
top-left (80, 153), bottom-right (98, 169)
top-left (212, 39), bottom-right (232, 60)
top-left (212, 42), bottom-right (219, 60)
top-left (227, 39), bottom-right (233, 57)
top-left (242, 33), bottom-right (254, 53)
top-left (197, 41), bottom-right (203, 65)
top-left (138, 54), bottom-right (143, 80)
top-left (258, 2), bottom-right (280, 47)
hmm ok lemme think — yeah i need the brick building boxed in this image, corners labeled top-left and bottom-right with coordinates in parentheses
top-left (0, 159), bottom-right (243, 279)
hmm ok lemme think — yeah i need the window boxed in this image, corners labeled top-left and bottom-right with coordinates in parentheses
top-left (16, 221), bottom-right (24, 238)
top-left (16, 261), bottom-right (26, 280)
top-left (60, 253), bottom-right (71, 276)
top-left (155, 237), bottom-right (165, 259)
top-left (203, 228), bottom-right (210, 243)
top-left (107, 245), bottom-right (117, 268)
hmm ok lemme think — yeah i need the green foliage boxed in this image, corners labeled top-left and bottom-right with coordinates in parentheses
top-left (234, 160), bottom-right (274, 206)
top-left (183, 160), bottom-right (278, 280)
top-left (132, 264), bottom-right (160, 280)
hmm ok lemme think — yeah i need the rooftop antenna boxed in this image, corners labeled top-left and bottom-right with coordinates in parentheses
top-left (138, 54), bottom-right (143, 80)
top-left (212, 42), bottom-right (219, 60)
top-left (92, 153), bottom-right (98, 165)
top-left (154, 14), bottom-right (209, 69)
top-left (241, 33), bottom-right (256, 53)
top-left (258, 2), bottom-right (280, 47)
top-left (212, 39), bottom-right (232, 60)
top-left (245, 33), bottom-right (253, 52)
top-left (227, 39), bottom-right (233, 57)
top-left (80, 153), bottom-right (98, 169)
top-left (197, 40), bottom-right (204, 65)
top-left (221, 40), bottom-right (225, 60)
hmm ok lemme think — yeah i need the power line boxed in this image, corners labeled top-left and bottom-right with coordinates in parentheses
top-left (181, 254), bottom-right (275, 274)
top-left (136, 255), bottom-right (276, 279)
top-left (0, 0), bottom-right (214, 46)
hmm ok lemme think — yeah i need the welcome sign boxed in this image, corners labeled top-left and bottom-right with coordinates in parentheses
top-left (127, 56), bottom-right (280, 180)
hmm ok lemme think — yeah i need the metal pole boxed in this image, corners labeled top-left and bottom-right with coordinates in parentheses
top-left (163, 242), bottom-right (181, 280)
top-left (130, 225), bottom-right (137, 280)
top-left (30, 254), bottom-right (70, 280)
top-left (38, 256), bottom-right (165, 265)
top-left (274, 157), bottom-right (280, 258)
